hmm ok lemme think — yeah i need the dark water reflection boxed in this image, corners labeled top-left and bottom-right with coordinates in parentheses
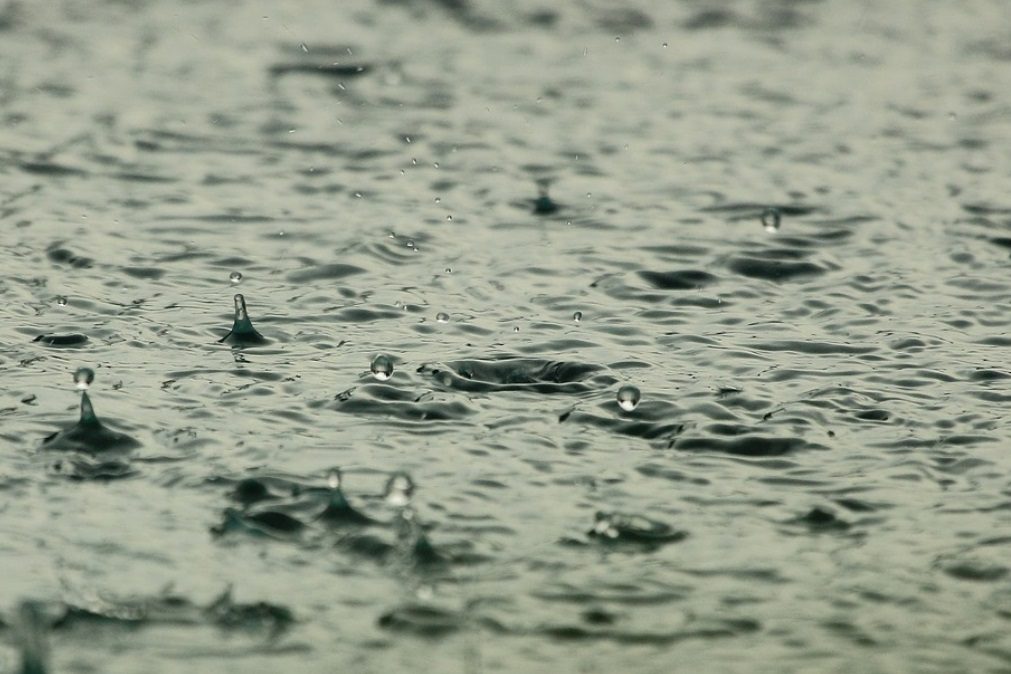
top-left (3, 0), bottom-right (1011, 671)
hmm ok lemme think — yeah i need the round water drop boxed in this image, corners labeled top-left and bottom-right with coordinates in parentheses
top-left (73, 367), bottom-right (95, 391)
top-left (56, 296), bottom-right (68, 307)
top-left (371, 354), bottom-right (394, 381)
top-left (616, 385), bottom-right (641, 412)
top-left (573, 311), bottom-right (583, 322)
top-left (436, 312), bottom-right (449, 323)
top-left (327, 468), bottom-right (342, 490)
top-left (761, 207), bottom-right (781, 233)
top-left (385, 472), bottom-right (415, 507)
top-left (229, 271), bottom-right (243, 284)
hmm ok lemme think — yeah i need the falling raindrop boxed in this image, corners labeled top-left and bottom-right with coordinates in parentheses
top-left (616, 385), bottom-right (641, 412)
top-left (436, 312), bottom-right (449, 323)
top-left (370, 354), bottom-right (394, 381)
top-left (761, 207), bottom-right (781, 233)
top-left (573, 311), bottom-right (583, 322)
top-left (56, 296), bottom-right (68, 307)
top-left (300, 42), bottom-right (309, 53)
top-left (73, 367), bottom-right (95, 391)
top-left (229, 271), bottom-right (243, 284)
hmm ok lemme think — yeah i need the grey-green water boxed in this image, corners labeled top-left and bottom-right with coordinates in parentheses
top-left (3, 0), bottom-right (1011, 672)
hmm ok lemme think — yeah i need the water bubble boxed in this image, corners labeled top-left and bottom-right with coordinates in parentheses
top-left (434, 197), bottom-right (441, 203)
top-left (385, 472), bottom-right (415, 507)
top-left (73, 367), bottom-right (95, 391)
top-left (513, 326), bottom-right (520, 332)
top-left (436, 312), bottom-right (449, 323)
top-left (444, 267), bottom-right (452, 274)
top-left (446, 215), bottom-right (453, 221)
top-left (616, 385), bottom-right (641, 412)
top-left (327, 468), bottom-right (342, 490)
top-left (56, 296), bottom-right (67, 307)
top-left (662, 42), bottom-right (669, 48)
top-left (761, 207), bottom-right (781, 233)
top-left (371, 354), bottom-right (394, 381)
top-left (229, 271), bottom-right (243, 284)
top-left (573, 311), bottom-right (583, 322)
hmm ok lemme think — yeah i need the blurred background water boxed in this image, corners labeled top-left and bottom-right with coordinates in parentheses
top-left (2, 0), bottom-right (1011, 672)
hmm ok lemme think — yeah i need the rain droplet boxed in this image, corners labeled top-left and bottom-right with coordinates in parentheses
top-left (434, 197), bottom-right (441, 203)
top-left (616, 385), bottom-right (641, 412)
top-left (327, 468), bottom-right (342, 490)
top-left (761, 207), bottom-right (781, 233)
top-left (73, 367), bottom-right (95, 391)
top-left (662, 42), bottom-right (669, 48)
top-left (446, 215), bottom-right (453, 221)
top-left (385, 472), bottom-right (415, 507)
top-left (56, 296), bottom-right (67, 307)
top-left (444, 267), bottom-right (452, 274)
top-left (513, 326), bottom-right (520, 332)
top-left (300, 42), bottom-right (309, 53)
top-left (229, 271), bottom-right (243, 284)
top-left (573, 311), bottom-right (583, 322)
top-left (436, 312), bottom-right (449, 323)
top-left (371, 354), bottom-right (394, 381)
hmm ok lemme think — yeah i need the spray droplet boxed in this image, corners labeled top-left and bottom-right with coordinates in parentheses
top-left (573, 311), bottom-right (583, 322)
top-left (616, 385), bottom-right (641, 412)
top-left (56, 296), bottom-right (68, 307)
top-left (229, 271), bottom-right (243, 284)
top-left (385, 472), bottom-right (415, 507)
top-left (370, 354), bottom-right (394, 381)
top-left (327, 468), bottom-right (342, 490)
top-left (436, 312), bottom-right (449, 323)
top-left (73, 367), bottom-right (95, 391)
top-left (761, 207), bottom-right (781, 233)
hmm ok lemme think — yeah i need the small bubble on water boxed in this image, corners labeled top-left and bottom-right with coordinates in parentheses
top-left (446, 215), bottom-right (453, 221)
top-left (327, 468), bottom-right (342, 490)
top-left (662, 42), bottom-right (669, 48)
top-left (56, 296), bottom-right (68, 307)
top-left (616, 385), bottom-right (641, 412)
top-left (73, 367), bottom-right (95, 391)
top-left (573, 311), bottom-right (583, 322)
top-left (761, 207), bottom-right (781, 233)
top-left (385, 472), bottom-right (415, 507)
top-left (229, 271), bottom-right (243, 284)
top-left (371, 354), bottom-right (394, 381)
top-left (445, 267), bottom-right (452, 274)
top-left (615, 35), bottom-right (621, 42)
top-left (513, 326), bottom-right (520, 332)
top-left (436, 312), bottom-right (450, 323)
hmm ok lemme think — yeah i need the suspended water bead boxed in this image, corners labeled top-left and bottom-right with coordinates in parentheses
top-left (761, 207), bottom-right (781, 233)
top-left (327, 468), bottom-right (342, 490)
top-left (616, 385), bottom-right (641, 412)
top-left (573, 311), bottom-right (583, 322)
top-left (385, 472), bottom-right (415, 507)
top-left (436, 312), bottom-right (449, 323)
top-left (229, 271), bottom-right (243, 284)
top-left (73, 367), bottom-right (95, 391)
top-left (370, 354), bottom-right (394, 381)
top-left (56, 296), bottom-right (68, 307)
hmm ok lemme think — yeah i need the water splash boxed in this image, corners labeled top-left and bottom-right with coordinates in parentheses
top-left (41, 369), bottom-right (140, 454)
top-left (385, 472), bottom-right (415, 507)
top-left (219, 294), bottom-right (268, 346)
top-left (317, 468), bottom-right (374, 526)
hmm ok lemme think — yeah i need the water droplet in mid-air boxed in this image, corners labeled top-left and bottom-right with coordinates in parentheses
top-left (73, 367), bottom-right (95, 391)
top-left (300, 42), bottom-right (309, 53)
top-left (616, 385), bottom-right (641, 412)
top-left (436, 312), bottom-right (449, 323)
top-left (761, 207), bottom-right (781, 233)
top-left (229, 271), bottom-right (242, 284)
top-left (385, 472), bottom-right (415, 507)
top-left (56, 296), bottom-right (67, 307)
top-left (371, 354), bottom-right (394, 381)
top-left (327, 468), bottom-right (342, 490)
top-left (573, 311), bottom-right (583, 322)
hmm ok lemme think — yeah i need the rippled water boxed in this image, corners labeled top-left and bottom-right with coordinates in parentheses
top-left (3, 0), bottom-right (1011, 671)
